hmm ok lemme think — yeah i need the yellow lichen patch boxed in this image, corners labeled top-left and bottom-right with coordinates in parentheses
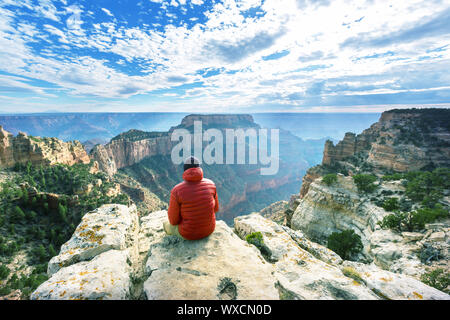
top-left (380, 276), bottom-right (393, 282)
top-left (412, 292), bottom-right (423, 300)
top-left (79, 230), bottom-right (105, 244)
top-left (60, 290), bottom-right (66, 297)
top-left (77, 223), bottom-right (90, 232)
top-left (352, 280), bottom-right (361, 286)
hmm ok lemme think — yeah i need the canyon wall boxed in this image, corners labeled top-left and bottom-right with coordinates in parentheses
top-left (321, 109), bottom-right (450, 172)
top-left (300, 109), bottom-right (450, 199)
top-left (0, 126), bottom-right (89, 169)
top-left (288, 109), bottom-right (450, 281)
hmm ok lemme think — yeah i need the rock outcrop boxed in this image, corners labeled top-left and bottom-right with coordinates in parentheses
top-left (0, 126), bottom-right (89, 168)
top-left (31, 204), bottom-right (449, 300)
top-left (321, 109), bottom-right (450, 173)
top-left (291, 174), bottom-right (441, 276)
top-left (175, 114), bottom-right (258, 130)
top-left (90, 133), bottom-right (172, 176)
top-left (289, 109), bottom-right (450, 280)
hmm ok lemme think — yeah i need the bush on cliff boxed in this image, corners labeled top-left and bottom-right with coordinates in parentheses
top-left (382, 197), bottom-right (399, 212)
top-left (353, 174), bottom-right (377, 193)
top-left (378, 205), bottom-right (449, 232)
top-left (420, 268), bottom-right (450, 294)
top-left (322, 173), bottom-right (338, 186)
top-left (0, 264), bottom-right (10, 280)
top-left (0, 161), bottom-right (130, 299)
top-left (404, 168), bottom-right (449, 207)
top-left (245, 232), bottom-right (273, 261)
top-left (327, 229), bottom-right (363, 260)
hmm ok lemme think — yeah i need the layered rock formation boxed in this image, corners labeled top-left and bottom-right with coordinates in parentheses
top-left (321, 109), bottom-right (450, 173)
top-left (91, 114), bottom-right (311, 223)
top-left (31, 204), bottom-right (449, 300)
top-left (0, 126), bottom-right (89, 168)
top-left (290, 174), bottom-right (447, 277)
top-left (90, 131), bottom-right (172, 176)
top-left (300, 108), bottom-right (450, 199)
top-left (90, 114), bottom-right (260, 176)
top-left (288, 108), bottom-right (450, 281)
top-left (176, 114), bottom-right (258, 130)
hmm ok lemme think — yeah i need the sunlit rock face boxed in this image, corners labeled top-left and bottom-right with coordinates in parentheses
top-left (289, 109), bottom-right (450, 280)
top-left (0, 126), bottom-right (89, 169)
top-left (31, 205), bottom-right (449, 300)
top-left (321, 109), bottom-right (450, 173)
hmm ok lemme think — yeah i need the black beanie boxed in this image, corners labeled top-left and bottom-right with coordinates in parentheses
top-left (183, 156), bottom-right (200, 171)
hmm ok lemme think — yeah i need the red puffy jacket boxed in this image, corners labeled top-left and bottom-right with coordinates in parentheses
top-left (167, 167), bottom-right (219, 240)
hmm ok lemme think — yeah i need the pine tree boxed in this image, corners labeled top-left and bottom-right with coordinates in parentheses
top-left (58, 204), bottom-right (67, 223)
top-left (48, 244), bottom-right (57, 258)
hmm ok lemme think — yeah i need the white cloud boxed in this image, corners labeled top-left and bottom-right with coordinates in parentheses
top-left (0, 0), bottom-right (449, 111)
top-left (101, 8), bottom-right (114, 17)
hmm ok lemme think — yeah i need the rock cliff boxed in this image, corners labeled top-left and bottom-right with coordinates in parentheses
top-left (300, 108), bottom-right (450, 198)
top-left (0, 126), bottom-right (90, 168)
top-left (90, 114), bottom-right (311, 223)
top-left (31, 204), bottom-right (449, 300)
top-left (288, 108), bottom-right (450, 283)
top-left (322, 109), bottom-right (450, 172)
top-left (90, 131), bottom-right (172, 176)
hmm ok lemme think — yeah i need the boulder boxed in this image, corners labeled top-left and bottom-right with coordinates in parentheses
top-left (47, 204), bottom-right (138, 276)
top-left (235, 213), bottom-right (378, 300)
top-left (342, 261), bottom-right (450, 300)
top-left (143, 219), bottom-right (279, 300)
top-left (401, 232), bottom-right (424, 243)
top-left (429, 232), bottom-right (446, 242)
top-left (32, 205), bottom-right (450, 300)
top-left (31, 250), bottom-right (132, 300)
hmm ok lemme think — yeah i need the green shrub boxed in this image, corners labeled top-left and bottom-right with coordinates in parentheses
top-left (382, 197), bottom-right (399, 211)
top-left (245, 232), bottom-right (272, 261)
top-left (327, 230), bottom-right (363, 260)
top-left (353, 174), bottom-right (377, 193)
top-left (322, 173), bottom-right (338, 186)
top-left (34, 244), bottom-right (47, 263)
top-left (378, 206), bottom-right (448, 232)
top-left (0, 264), bottom-right (10, 280)
top-left (404, 168), bottom-right (450, 205)
top-left (10, 206), bottom-right (25, 223)
top-left (420, 269), bottom-right (450, 294)
top-left (246, 232), bottom-right (264, 248)
top-left (378, 212), bottom-right (404, 231)
top-left (48, 244), bottom-right (57, 258)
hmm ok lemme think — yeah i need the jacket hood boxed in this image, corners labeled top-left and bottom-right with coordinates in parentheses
top-left (182, 167), bottom-right (204, 182)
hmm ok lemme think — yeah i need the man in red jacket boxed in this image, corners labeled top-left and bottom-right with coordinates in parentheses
top-left (164, 156), bottom-right (219, 240)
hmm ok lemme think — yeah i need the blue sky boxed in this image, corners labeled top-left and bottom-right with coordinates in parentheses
top-left (0, 0), bottom-right (449, 113)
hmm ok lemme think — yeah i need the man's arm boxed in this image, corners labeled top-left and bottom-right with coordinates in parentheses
top-left (168, 189), bottom-right (181, 225)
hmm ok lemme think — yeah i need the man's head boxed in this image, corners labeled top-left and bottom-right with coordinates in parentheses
top-left (183, 156), bottom-right (200, 172)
